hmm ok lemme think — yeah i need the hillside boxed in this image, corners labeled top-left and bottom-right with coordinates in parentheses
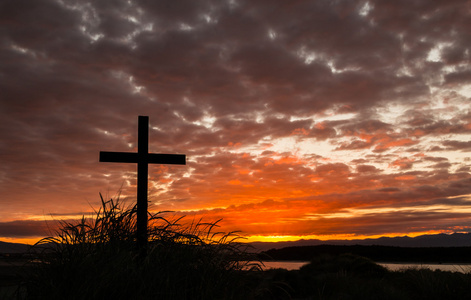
top-left (0, 241), bottom-right (31, 254)
top-left (259, 244), bottom-right (471, 263)
top-left (249, 232), bottom-right (471, 252)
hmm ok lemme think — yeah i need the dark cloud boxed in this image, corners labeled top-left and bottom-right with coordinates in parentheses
top-left (0, 220), bottom-right (53, 238)
top-left (356, 164), bottom-right (381, 174)
top-left (442, 140), bottom-right (471, 151)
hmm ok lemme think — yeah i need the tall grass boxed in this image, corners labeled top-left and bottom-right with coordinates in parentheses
top-left (22, 194), bottom-right (261, 300)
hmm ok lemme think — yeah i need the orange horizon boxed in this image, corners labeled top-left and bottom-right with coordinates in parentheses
top-left (1, 229), bottom-right (460, 246)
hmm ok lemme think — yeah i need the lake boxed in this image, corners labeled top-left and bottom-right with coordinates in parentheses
top-left (260, 261), bottom-right (471, 273)
top-left (260, 261), bottom-right (309, 271)
top-left (378, 262), bottom-right (471, 273)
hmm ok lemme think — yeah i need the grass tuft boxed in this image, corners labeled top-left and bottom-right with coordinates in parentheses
top-left (20, 194), bottom-right (261, 299)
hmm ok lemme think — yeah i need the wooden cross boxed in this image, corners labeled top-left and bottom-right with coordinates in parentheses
top-left (99, 116), bottom-right (186, 251)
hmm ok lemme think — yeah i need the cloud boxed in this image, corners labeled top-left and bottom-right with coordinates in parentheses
top-left (356, 164), bottom-right (381, 174)
top-left (0, 220), bottom-right (54, 238)
top-left (0, 0), bottom-right (470, 241)
top-left (442, 140), bottom-right (471, 151)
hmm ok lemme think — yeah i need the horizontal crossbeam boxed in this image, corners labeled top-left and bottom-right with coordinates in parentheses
top-left (100, 151), bottom-right (186, 165)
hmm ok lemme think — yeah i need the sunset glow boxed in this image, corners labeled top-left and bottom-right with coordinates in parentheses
top-left (1, 0), bottom-right (470, 244)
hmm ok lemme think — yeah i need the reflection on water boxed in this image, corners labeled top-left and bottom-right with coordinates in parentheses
top-left (260, 261), bottom-right (309, 271)
top-left (261, 261), bottom-right (471, 273)
top-left (378, 263), bottom-right (471, 273)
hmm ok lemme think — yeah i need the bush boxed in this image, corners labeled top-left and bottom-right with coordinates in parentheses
top-left (22, 194), bottom-right (261, 299)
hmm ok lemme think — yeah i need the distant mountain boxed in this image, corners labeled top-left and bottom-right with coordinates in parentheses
top-left (248, 233), bottom-right (471, 252)
top-left (0, 241), bottom-right (31, 254)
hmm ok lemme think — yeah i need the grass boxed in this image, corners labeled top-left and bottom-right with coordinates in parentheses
top-left (15, 194), bottom-right (262, 300)
top-left (2, 195), bottom-right (471, 299)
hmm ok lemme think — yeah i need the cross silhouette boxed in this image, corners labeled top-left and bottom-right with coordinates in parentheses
top-left (99, 116), bottom-right (186, 251)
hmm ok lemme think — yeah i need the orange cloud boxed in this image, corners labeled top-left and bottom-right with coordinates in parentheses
top-left (390, 157), bottom-right (415, 170)
top-left (394, 175), bottom-right (416, 181)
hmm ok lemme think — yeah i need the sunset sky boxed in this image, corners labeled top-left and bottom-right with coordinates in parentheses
top-left (1, 0), bottom-right (471, 244)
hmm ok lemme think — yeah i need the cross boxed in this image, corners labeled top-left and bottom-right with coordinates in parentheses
top-left (99, 116), bottom-right (186, 252)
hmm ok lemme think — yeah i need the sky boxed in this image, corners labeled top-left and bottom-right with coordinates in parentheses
top-left (1, 0), bottom-right (471, 244)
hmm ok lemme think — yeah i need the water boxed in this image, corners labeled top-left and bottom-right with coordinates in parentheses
top-left (260, 261), bottom-right (471, 273)
top-left (260, 261), bottom-right (310, 271)
top-left (378, 262), bottom-right (471, 273)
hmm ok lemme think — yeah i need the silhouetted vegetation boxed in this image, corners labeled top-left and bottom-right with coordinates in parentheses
top-left (262, 254), bottom-right (471, 300)
top-left (261, 244), bottom-right (471, 263)
top-left (15, 195), bottom-right (263, 299)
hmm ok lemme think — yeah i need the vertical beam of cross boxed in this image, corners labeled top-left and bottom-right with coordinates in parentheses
top-left (137, 116), bottom-right (149, 251)
top-left (99, 116), bottom-right (186, 252)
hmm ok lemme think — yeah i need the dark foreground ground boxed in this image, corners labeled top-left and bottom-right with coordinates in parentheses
top-left (0, 256), bottom-right (28, 299)
top-left (1, 253), bottom-right (471, 300)
top-left (255, 254), bottom-right (471, 300)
